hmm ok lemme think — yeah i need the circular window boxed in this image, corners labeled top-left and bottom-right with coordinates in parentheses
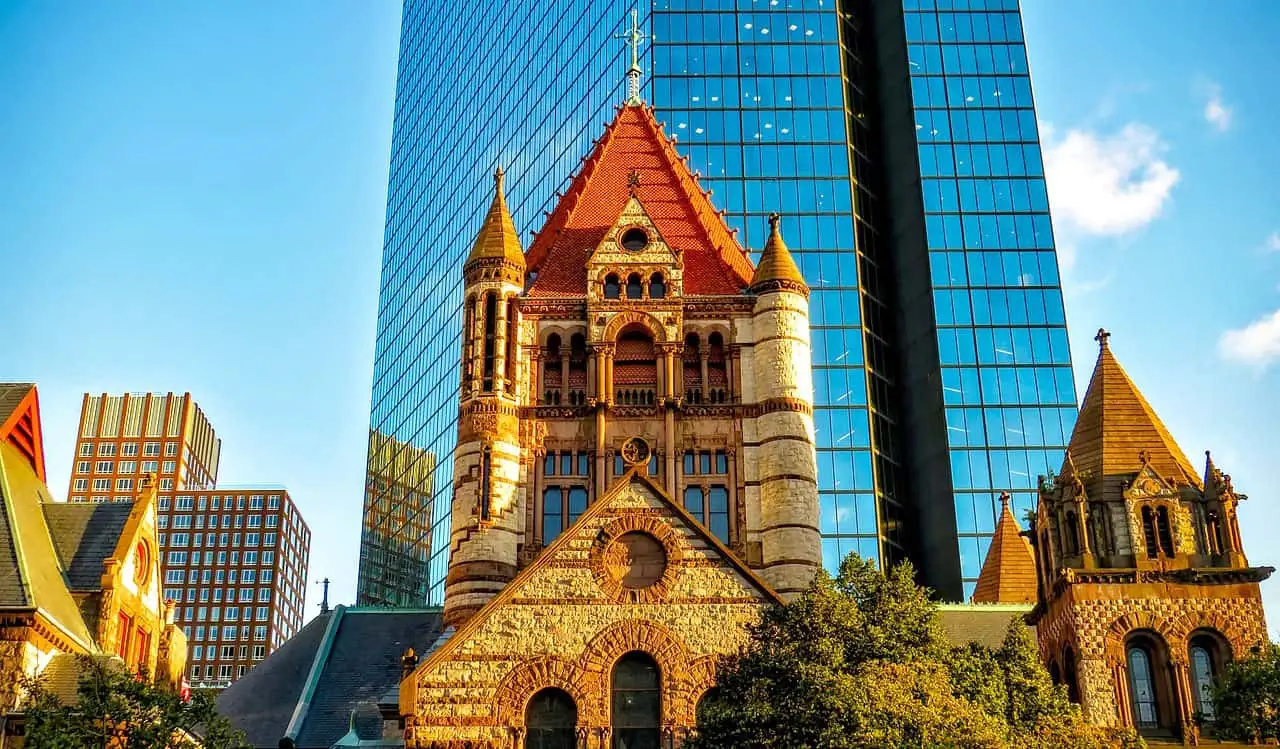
top-left (134, 541), bottom-right (151, 586)
top-left (620, 228), bottom-right (649, 252)
top-left (620, 437), bottom-right (651, 467)
top-left (604, 532), bottom-right (667, 589)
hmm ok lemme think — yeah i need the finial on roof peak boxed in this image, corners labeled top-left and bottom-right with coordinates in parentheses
top-left (999, 491), bottom-right (1011, 512)
top-left (616, 9), bottom-right (648, 105)
top-left (494, 165), bottom-right (505, 190)
top-left (1095, 328), bottom-right (1111, 349)
top-left (750, 213), bottom-right (807, 296)
top-left (768, 212), bottom-right (781, 231)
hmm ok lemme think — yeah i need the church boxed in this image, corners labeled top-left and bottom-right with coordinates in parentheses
top-left (399, 78), bottom-right (823, 745)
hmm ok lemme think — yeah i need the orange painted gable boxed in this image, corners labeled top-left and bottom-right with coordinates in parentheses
top-left (525, 104), bottom-right (755, 296)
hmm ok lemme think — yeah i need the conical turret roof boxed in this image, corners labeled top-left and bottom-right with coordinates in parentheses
top-left (972, 493), bottom-right (1037, 604)
top-left (465, 167), bottom-right (525, 270)
top-left (750, 213), bottom-right (807, 294)
top-left (1061, 330), bottom-right (1200, 488)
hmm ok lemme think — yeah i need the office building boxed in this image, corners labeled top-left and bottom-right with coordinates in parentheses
top-left (68, 392), bottom-right (221, 502)
top-left (66, 394), bottom-right (311, 689)
top-left (362, 0), bottom-right (1074, 605)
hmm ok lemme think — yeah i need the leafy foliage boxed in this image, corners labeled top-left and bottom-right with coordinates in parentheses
top-left (687, 554), bottom-right (1144, 749)
top-left (21, 655), bottom-right (249, 749)
top-left (1208, 642), bottom-right (1280, 743)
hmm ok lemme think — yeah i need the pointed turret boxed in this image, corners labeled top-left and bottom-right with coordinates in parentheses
top-left (1061, 329), bottom-right (1199, 488)
top-left (972, 492), bottom-right (1037, 604)
top-left (464, 167), bottom-right (526, 275)
top-left (750, 213), bottom-right (808, 296)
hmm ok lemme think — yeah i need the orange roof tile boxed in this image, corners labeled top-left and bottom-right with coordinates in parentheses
top-left (972, 493), bottom-right (1037, 605)
top-left (1062, 331), bottom-right (1200, 488)
top-left (525, 104), bottom-right (754, 297)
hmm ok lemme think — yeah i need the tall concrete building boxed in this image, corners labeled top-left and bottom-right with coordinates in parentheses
top-left (361, 0), bottom-right (1075, 606)
top-left (66, 394), bottom-right (311, 689)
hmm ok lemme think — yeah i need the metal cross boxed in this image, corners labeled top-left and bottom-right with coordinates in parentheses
top-left (615, 9), bottom-right (648, 104)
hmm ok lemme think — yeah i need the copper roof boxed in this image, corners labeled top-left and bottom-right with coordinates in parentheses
top-left (972, 493), bottom-right (1037, 605)
top-left (525, 104), bottom-right (754, 296)
top-left (750, 213), bottom-right (807, 293)
top-left (465, 168), bottom-right (526, 270)
top-left (1062, 332), bottom-right (1200, 487)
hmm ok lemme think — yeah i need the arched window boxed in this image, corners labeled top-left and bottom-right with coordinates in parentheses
top-left (1062, 646), bottom-right (1080, 703)
top-left (1064, 510), bottom-right (1080, 556)
top-left (525, 688), bottom-right (577, 749)
top-left (505, 297), bottom-right (519, 390)
top-left (604, 274), bottom-right (621, 299)
top-left (707, 332), bottom-right (728, 403)
top-left (1125, 633), bottom-right (1176, 731)
top-left (1189, 631), bottom-right (1229, 722)
top-left (1141, 507), bottom-right (1159, 559)
top-left (649, 272), bottom-right (666, 299)
top-left (1156, 506), bottom-right (1175, 557)
top-left (462, 296), bottom-right (476, 386)
top-left (626, 273), bottom-right (644, 299)
top-left (1126, 645), bottom-right (1158, 728)
top-left (543, 334), bottom-right (563, 405)
top-left (482, 293), bottom-right (498, 392)
top-left (683, 334), bottom-right (702, 404)
top-left (614, 326), bottom-right (657, 405)
top-left (612, 652), bottom-right (660, 749)
top-left (568, 334), bottom-right (588, 405)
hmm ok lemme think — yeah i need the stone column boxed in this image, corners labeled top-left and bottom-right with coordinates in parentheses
top-left (560, 353), bottom-right (570, 405)
top-left (664, 408), bottom-right (676, 495)
top-left (530, 350), bottom-right (542, 406)
top-left (1077, 498), bottom-right (1095, 568)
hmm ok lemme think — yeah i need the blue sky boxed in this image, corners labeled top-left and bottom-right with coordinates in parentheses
top-left (2, 1), bottom-right (1279, 630)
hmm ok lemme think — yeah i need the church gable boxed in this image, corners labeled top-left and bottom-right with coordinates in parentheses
top-left (404, 471), bottom-right (778, 745)
top-left (586, 196), bottom-right (683, 305)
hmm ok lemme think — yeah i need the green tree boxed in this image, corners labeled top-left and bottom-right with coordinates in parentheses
top-left (1208, 642), bottom-right (1280, 743)
top-left (687, 554), bottom-right (1143, 749)
top-left (21, 655), bottom-right (249, 749)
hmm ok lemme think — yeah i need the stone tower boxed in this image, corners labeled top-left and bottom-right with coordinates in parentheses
top-left (406, 99), bottom-right (822, 746)
top-left (1028, 330), bottom-right (1272, 744)
top-left (443, 168), bottom-right (528, 628)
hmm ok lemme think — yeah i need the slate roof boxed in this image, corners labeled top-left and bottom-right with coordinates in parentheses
top-left (1062, 334), bottom-right (1200, 488)
top-left (0, 442), bottom-right (96, 648)
top-left (43, 503), bottom-right (134, 591)
top-left (524, 104), bottom-right (755, 297)
top-left (937, 603), bottom-right (1034, 650)
top-left (972, 494), bottom-right (1037, 605)
top-left (217, 606), bottom-right (445, 749)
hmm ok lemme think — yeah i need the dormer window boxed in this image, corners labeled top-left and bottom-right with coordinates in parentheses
top-left (604, 274), bottom-right (621, 299)
top-left (626, 273), bottom-right (643, 299)
top-left (620, 227), bottom-right (649, 251)
top-left (649, 272), bottom-right (666, 299)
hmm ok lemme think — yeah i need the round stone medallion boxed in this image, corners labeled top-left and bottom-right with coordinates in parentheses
top-left (604, 531), bottom-right (667, 589)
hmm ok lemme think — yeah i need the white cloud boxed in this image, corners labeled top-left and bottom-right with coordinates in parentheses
top-left (1220, 309), bottom-right (1280, 367)
top-left (1041, 123), bottom-right (1181, 237)
top-left (1266, 232), bottom-right (1280, 253)
top-left (1201, 81), bottom-right (1233, 132)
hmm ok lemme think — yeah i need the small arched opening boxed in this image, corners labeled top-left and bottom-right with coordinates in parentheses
top-left (604, 273), bottom-right (621, 299)
top-left (614, 325), bottom-right (657, 406)
top-left (543, 334), bottom-right (563, 405)
top-left (1188, 629), bottom-right (1231, 723)
top-left (626, 273), bottom-right (644, 300)
top-left (707, 332), bottom-right (728, 403)
top-left (683, 333), bottom-right (702, 404)
top-left (525, 687), bottom-right (577, 749)
top-left (568, 333), bottom-right (588, 405)
top-left (649, 272), bottom-right (666, 299)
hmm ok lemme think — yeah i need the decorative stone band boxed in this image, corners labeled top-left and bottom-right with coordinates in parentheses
top-left (445, 559), bottom-right (520, 586)
top-left (758, 474), bottom-right (818, 486)
top-left (759, 522), bottom-right (822, 533)
top-left (761, 557), bottom-right (822, 568)
top-left (754, 396), bottom-right (812, 417)
top-left (749, 278), bottom-right (810, 298)
top-left (463, 256), bottom-right (526, 286)
top-left (752, 333), bottom-right (810, 348)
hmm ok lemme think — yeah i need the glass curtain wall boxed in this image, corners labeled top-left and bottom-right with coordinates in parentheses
top-left (899, 0), bottom-right (1076, 599)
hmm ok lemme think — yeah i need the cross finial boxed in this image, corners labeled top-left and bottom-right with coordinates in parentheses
top-left (318, 577), bottom-right (331, 613)
top-left (1095, 328), bottom-right (1111, 349)
top-left (615, 10), bottom-right (648, 105)
top-left (999, 491), bottom-right (1011, 512)
top-left (768, 212), bottom-right (781, 231)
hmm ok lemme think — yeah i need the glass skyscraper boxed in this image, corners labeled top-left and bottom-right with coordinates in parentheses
top-left (359, 0), bottom-right (1073, 606)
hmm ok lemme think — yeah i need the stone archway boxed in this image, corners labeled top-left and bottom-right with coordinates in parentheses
top-left (578, 619), bottom-right (692, 727)
top-left (493, 656), bottom-right (595, 729)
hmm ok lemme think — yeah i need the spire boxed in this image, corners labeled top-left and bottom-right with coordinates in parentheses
top-left (972, 492), bottom-right (1037, 604)
top-left (1062, 330), bottom-right (1200, 487)
top-left (616, 10), bottom-right (648, 105)
top-left (750, 213), bottom-right (808, 295)
top-left (465, 166), bottom-right (526, 270)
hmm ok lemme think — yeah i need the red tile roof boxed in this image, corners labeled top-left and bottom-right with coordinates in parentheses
top-left (972, 493), bottom-right (1038, 605)
top-left (525, 104), bottom-right (755, 297)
